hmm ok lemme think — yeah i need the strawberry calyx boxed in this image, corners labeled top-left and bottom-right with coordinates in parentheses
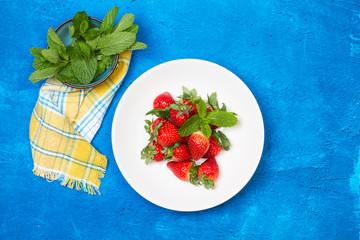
top-left (162, 142), bottom-right (180, 160)
top-left (189, 162), bottom-right (200, 186)
top-left (141, 142), bottom-right (161, 165)
top-left (144, 119), bottom-right (152, 135)
top-left (212, 130), bottom-right (231, 151)
top-left (170, 99), bottom-right (193, 117)
top-left (144, 119), bottom-right (165, 142)
top-left (146, 106), bottom-right (170, 118)
top-left (199, 174), bottom-right (215, 189)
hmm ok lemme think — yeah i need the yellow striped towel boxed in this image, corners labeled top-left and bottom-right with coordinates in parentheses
top-left (29, 50), bottom-right (131, 194)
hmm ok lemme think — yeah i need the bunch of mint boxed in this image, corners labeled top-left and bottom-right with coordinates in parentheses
top-left (29, 6), bottom-right (147, 84)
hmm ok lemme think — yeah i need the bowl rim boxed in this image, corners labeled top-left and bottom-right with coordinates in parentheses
top-left (54, 17), bottom-right (119, 89)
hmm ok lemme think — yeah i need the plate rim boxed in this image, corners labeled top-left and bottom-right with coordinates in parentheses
top-left (111, 58), bottom-right (265, 211)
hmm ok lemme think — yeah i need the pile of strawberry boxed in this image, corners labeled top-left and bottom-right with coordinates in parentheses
top-left (141, 87), bottom-right (238, 189)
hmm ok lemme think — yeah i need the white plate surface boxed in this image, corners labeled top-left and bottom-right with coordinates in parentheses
top-left (112, 59), bottom-right (264, 211)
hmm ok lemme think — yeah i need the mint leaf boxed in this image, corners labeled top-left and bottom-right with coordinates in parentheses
top-left (69, 25), bottom-right (76, 37)
top-left (197, 99), bottom-right (207, 118)
top-left (95, 60), bottom-right (106, 77)
top-left (83, 28), bottom-right (101, 40)
top-left (100, 6), bottom-right (119, 34)
top-left (79, 20), bottom-right (89, 33)
top-left (200, 123), bottom-right (212, 138)
top-left (86, 35), bottom-right (100, 50)
top-left (128, 41), bottom-right (147, 50)
top-left (47, 27), bottom-right (68, 60)
top-left (30, 48), bottom-right (44, 58)
top-left (71, 52), bottom-right (97, 84)
top-left (72, 11), bottom-right (88, 30)
top-left (124, 24), bottom-right (138, 34)
top-left (33, 58), bottom-right (54, 70)
top-left (97, 32), bottom-right (136, 56)
top-left (55, 63), bottom-right (81, 84)
top-left (206, 111), bottom-right (238, 127)
top-left (113, 13), bottom-right (134, 33)
top-left (94, 56), bottom-right (114, 77)
top-left (29, 66), bottom-right (62, 83)
top-left (220, 103), bottom-right (227, 111)
top-left (76, 41), bottom-right (91, 58)
top-left (102, 55), bottom-right (115, 66)
top-left (47, 27), bottom-right (66, 49)
top-left (41, 49), bottom-right (60, 64)
top-left (179, 114), bottom-right (201, 137)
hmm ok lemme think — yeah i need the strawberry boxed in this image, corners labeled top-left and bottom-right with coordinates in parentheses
top-left (155, 121), bottom-right (181, 147)
top-left (169, 109), bottom-right (189, 127)
top-left (180, 135), bottom-right (190, 145)
top-left (151, 118), bottom-right (171, 133)
top-left (203, 137), bottom-right (222, 158)
top-left (165, 143), bottom-right (192, 162)
top-left (153, 92), bottom-right (175, 109)
top-left (169, 100), bottom-right (194, 127)
top-left (167, 160), bottom-right (199, 185)
top-left (141, 141), bottom-right (166, 164)
top-left (198, 157), bottom-right (219, 189)
top-left (188, 131), bottom-right (210, 160)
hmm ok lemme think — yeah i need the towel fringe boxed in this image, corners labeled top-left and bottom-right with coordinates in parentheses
top-left (33, 166), bottom-right (101, 195)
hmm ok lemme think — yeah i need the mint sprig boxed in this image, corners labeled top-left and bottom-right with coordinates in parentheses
top-left (179, 97), bottom-right (238, 138)
top-left (178, 115), bottom-right (201, 137)
top-left (29, 6), bottom-right (147, 84)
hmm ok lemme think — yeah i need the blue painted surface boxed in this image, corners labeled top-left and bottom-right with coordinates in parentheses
top-left (0, 0), bottom-right (359, 239)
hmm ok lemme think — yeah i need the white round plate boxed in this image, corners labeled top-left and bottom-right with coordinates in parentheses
top-left (112, 59), bottom-right (264, 212)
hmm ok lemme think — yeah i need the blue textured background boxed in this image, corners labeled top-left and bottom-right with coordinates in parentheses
top-left (0, 0), bottom-right (359, 239)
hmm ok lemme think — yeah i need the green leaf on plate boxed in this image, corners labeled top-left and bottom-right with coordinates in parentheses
top-left (206, 111), bottom-right (238, 127)
top-left (197, 99), bottom-right (207, 119)
top-left (179, 114), bottom-right (201, 137)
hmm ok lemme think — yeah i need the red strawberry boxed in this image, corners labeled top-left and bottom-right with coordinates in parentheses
top-left (210, 124), bottom-right (219, 130)
top-left (180, 135), bottom-right (190, 145)
top-left (153, 92), bottom-right (175, 109)
top-left (169, 108), bottom-right (189, 127)
top-left (151, 118), bottom-right (171, 133)
top-left (141, 141), bottom-right (166, 164)
top-left (169, 99), bottom-right (195, 127)
top-left (198, 157), bottom-right (219, 189)
top-left (167, 160), bottom-right (199, 184)
top-left (183, 99), bottom-right (196, 117)
top-left (156, 121), bottom-right (181, 147)
top-left (188, 131), bottom-right (210, 160)
top-left (203, 137), bottom-right (222, 158)
top-left (168, 144), bottom-right (191, 162)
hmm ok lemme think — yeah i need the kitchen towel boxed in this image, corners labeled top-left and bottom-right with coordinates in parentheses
top-left (29, 50), bottom-right (131, 194)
